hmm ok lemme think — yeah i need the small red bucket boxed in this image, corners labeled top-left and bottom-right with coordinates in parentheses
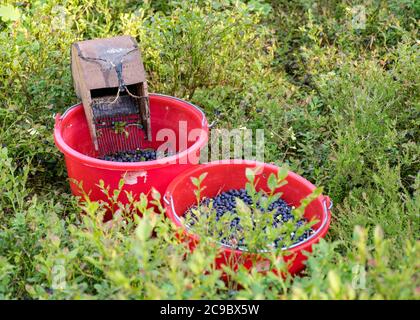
top-left (164, 160), bottom-right (332, 275)
top-left (54, 94), bottom-right (208, 218)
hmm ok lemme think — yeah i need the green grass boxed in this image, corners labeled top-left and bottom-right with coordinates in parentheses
top-left (0, 0), bottom-right (419, 299)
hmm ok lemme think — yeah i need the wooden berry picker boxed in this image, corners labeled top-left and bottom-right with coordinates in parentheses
top-left (54, 35), bottom-right (209, 214)
top-left (71, 35), bottom-right (152, 158)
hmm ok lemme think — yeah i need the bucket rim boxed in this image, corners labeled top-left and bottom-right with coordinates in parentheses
top-left (54, 93), bottom-right (209, 170)
top-left (164, 159), bottom-right (332, 255)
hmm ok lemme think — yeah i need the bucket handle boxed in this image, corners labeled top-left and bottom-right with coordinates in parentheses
top-left (163, 193), bottom-right (171, 206)
top-left (163, 192), bottom-right (184, 225)
top-left (324, 196), bottom-right (333, 211)
top-left (320, 195), bottom-right (333, 232)
top-left (57, 103), bottom-right (81, 122)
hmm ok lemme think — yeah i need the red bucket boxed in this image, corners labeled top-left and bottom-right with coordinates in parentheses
top-left (54, 94), bottom-right (209, 218)
top-left (164, 160), bottom-right (332, 275)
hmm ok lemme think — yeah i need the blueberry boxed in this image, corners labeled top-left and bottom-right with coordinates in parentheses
top-left (184, 188), bottom-right (314, 250)
top-left (230, 217), bottom-right (240, 228)
top-left (99, 148), bottom-right (170, 162)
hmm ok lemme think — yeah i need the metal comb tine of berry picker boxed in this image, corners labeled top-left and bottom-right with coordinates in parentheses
top-left (71, 35), bottom-right (152, 156)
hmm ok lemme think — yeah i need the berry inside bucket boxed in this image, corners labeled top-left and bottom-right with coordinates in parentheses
top-left (184, 188), bottom-right (315, 250)
top-left (164, 160), bottom-right (332, 275)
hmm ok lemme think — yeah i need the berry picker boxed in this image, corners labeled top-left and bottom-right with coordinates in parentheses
top-left (71, 35), bottom-right (152, 157)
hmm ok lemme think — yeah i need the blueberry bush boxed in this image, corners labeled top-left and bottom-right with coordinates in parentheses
top-left (0, 0), bottom-right (418, 299)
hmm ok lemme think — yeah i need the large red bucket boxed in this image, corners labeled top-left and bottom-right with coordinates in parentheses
top-left (54, 94), bottom-right (208, 217)
top-left (164, 160), bottom-right (332, 275)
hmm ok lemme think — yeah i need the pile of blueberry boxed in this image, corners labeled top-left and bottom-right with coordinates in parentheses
top-left (185, 188), bottom-right (314, 249)
top-left (99, 149), bottom-right (163, 162)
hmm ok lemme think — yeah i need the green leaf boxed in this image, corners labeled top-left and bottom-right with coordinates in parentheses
top-left (245, 182), bottom-right (255, 197)
top-left (235, 197), bottom-right (251, 216)
top-left (268, 193), bottom-right (281, 204)
top-left (136, 218), bottom-right (154, 242)
top-left (151, 187), bottom-right (161, 201)
top-left (191, 177), bottom-right (199, 187)
top-left (118, 178), bottom-right (125, 190)
top-left (0, 5), bottom-right (20, 22)
top-left (277, 166), bottom-right (288, 181)
top-left (292, 187), bottom-right (323, 219)
top-left (267, 173), bottom-right (277, 191)
top-left (245, 167), bottom-right (255, 182)
top-left (198, 172), bottom-right (208, 183)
